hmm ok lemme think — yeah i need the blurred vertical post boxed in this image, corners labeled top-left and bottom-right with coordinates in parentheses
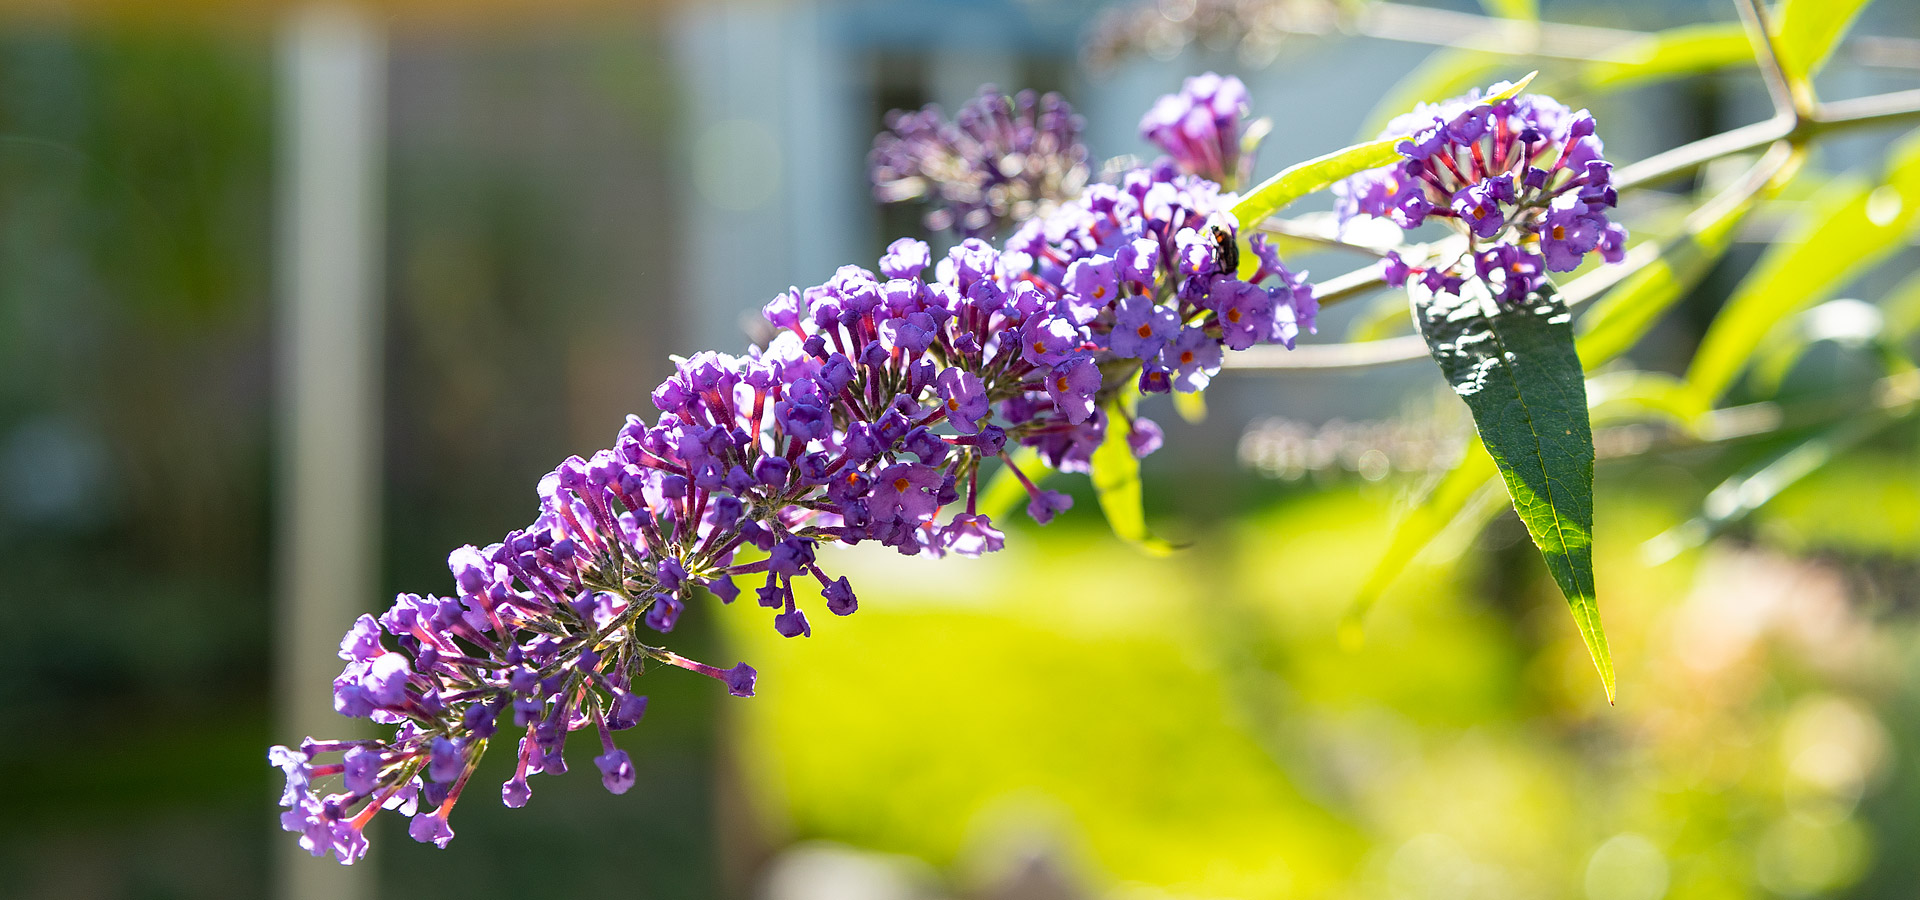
top-left (273, 5), bottom-right (385, 899)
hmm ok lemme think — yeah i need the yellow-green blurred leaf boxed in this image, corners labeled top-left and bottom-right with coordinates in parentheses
top-left (1774, 0), bottom-right (1874, 84)
top-left (1686, 128), bottom-right (1920, 407)
top-left (1342, 437), bottom-right (1500, 645)
top-left (1477, 0), bottom-right (1537, 22)
top-left (1581, 22), bottom-right (1749, 91)
top-left (1173, 388), bottom-right (1207, 424)
top-left (1090, 391), bottom-right (1176, 556)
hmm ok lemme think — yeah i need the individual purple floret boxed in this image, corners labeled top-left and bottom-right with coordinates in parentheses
top-left (1140, 72), bottom-right (1255, 189)
top-left (274, 84), bottom-right (1315, 865)
top-left (870, 86), bottom-right (1091, 239)
top-left (1334, 88), bottom-right (1626, 301)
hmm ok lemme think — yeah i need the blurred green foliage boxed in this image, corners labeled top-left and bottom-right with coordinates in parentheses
top-left (726, 444), bottom-right (1920, 898)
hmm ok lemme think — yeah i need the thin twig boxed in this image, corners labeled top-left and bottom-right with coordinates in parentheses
top-left (1733, 0), bottom-right (1801, 119)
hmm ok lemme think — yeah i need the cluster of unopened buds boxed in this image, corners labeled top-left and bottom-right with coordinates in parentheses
top-left (1337, 90), bottom-right (1626, 301)
top-left (272, 75), bottom-right (1621, 864)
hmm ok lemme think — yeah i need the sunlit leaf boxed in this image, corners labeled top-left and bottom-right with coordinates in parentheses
top-left (1581, 22), bottom-right (1750, 91)
top-left (1090, 389), bottom-right (1177, 556)
top-left (1586, 370), bottom-right (1699, 431)
top-left (1341, 437), bottom-right (1501, 646)
top-left (1575, 183), bottom-right (1758, 373)
top-left (1232, 73), bottom-right (1534, 230)
top-left (1752, 298), bottom-right (1892, 393)
top-left (1774, 0), bottom-right (1874, 84)
top-left (1172, 389), bottom-right (1207, 424)
top-left (1686, 127), bottom-right (1920, 407)
top-left (1477, 0), bottom-right (1537, 22)
top-left (1644, 413), bottom-right (1898, 563)
top-left (1413, 278), bottom-right (1613, 702)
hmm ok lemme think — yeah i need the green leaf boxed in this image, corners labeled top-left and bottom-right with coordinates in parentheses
top-left (1341, 438), bottom-right (1502, 646)
top-left (1089, 390), bottom-right (1177, 556)
top-left (1580, 22), bottom-right (1750, 91)
top-left (1413, 278), bottom-right (1613, 702)
top-left (1774, 0), bottom-right (1874, 84)
top-left (1476, 0), bottom-right (1537, 21)
top-left (1645, 413), bottom-right (1897, 563)
top-left (1751, 298), bottom-right (1894, 393)
top-left (1233, 73), bottom-right (1534, 230)
top-left (975, 446), bottom-right (1048, 523)
top-left (1586, 370), bottom-right (1699, 431)
top-left (1575, 176), bottom-right (1760, 372)
top-left (1172, 389), bottom-right (1207, 424)
top-left (1686, 127), bottom-right (1920, 407)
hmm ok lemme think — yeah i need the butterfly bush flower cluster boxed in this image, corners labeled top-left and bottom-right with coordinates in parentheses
top-left (1139, 72), bottom-right (1255, 188)
top-left (870, 86), bottom-right (1091, 239)
top-left (1335, 90), bottom-right (1627, 302)
top-left (272, 79), bottom-right (1320, 863)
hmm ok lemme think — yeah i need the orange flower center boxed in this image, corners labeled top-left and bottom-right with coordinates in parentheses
top-left (1136, 324), bottom-right (1153, 338)
top-left (893, 477), bottom-right (910, 492)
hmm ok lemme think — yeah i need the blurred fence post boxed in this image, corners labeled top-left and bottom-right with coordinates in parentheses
top-left (273, 5), bottom-right (385, 899)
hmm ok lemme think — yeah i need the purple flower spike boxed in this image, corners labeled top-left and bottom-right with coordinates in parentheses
top-left (1336, 89), bottom-right (1625, 300)
top-left (273, 77), bottom-right (1321, 866)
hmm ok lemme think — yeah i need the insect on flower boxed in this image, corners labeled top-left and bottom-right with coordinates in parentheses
top-left (1205, 213), bottom-right (1239, 275)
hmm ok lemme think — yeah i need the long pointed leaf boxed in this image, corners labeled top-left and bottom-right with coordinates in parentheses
top-left (1414, 279), bottom-right (1613, 702)
top-left (1342, 437), bottom-right (1501, 645)
top-left (1580, 22), bottom-right (1750, 92)
top-left (1687, 127), bottom-right (1920, 406)
top-left (1774, 0), bottom-right (1875, 84)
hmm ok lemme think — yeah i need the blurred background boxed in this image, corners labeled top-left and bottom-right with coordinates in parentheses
top-left (2, 0), bottom-right (1918, 898)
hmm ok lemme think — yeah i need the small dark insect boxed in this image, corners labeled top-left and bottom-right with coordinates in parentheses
top-left (1204, 213), bottom-right (1238, 274)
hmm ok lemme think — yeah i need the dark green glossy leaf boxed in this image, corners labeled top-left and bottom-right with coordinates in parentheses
top-left (1413, 278), bottom-right (1613, 702)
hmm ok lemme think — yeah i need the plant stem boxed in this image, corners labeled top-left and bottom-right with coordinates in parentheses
top-left (1733, 0), bottom-right (1801, 119)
